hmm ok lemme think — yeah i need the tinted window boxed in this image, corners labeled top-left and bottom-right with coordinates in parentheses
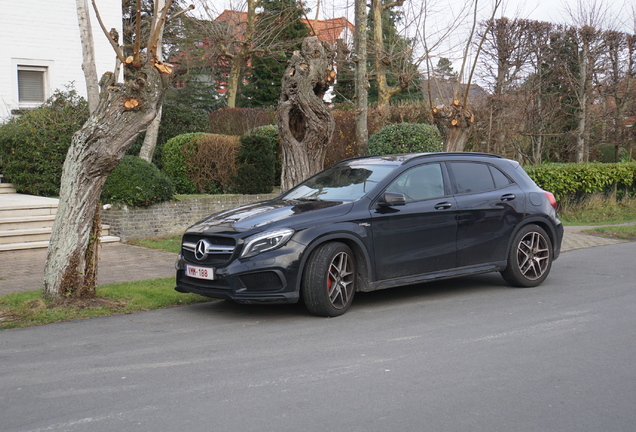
top-left (451, 162), bottom-right (494, 194)
top-left (490, 166), bottom-right (512, 188)
top-left (386, 163), bottom-right (445, 202)
top-left (451, 162), bottom-right (514, 194)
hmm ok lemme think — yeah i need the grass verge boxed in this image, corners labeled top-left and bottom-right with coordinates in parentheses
top-left (581, 225), bottom-right (636, 240)
top-left (558, 194), bottom-right (636, 225)
top-left (0, 278), bottom-right (208, 330)
top-left (126, 235), bottom-right (181, 253)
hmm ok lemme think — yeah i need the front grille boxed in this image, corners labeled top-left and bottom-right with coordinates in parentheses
top-left (182, 234), bottom-right (237, 266)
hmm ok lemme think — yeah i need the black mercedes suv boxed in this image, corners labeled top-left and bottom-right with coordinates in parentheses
top-left (175, 152), bottom-right (563, 316)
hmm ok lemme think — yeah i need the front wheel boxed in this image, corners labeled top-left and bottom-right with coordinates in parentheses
top-left (302, 242), bottom-right (356, 317)
top-left (501, 224), bottom-right (553, 287)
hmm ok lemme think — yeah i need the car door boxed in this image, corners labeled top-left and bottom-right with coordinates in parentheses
top-left (370, 162), bottom-right (458, 281)
top-left (447, 161), bottom-right (526, 267)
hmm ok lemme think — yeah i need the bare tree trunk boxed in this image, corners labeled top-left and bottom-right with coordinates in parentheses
top-left (575, 30), bottom-right (590, 163)
top-left (76, 0), bottom-right (99, 113)
top-left (225, 56), bottom-right (245, 108)
top-left (371, 0), bottom-right (407, 113)
top-left (44, 62), bottom-right (169, 300)
top-left (139, 0), bottom-right (166, 163)
top-left (139, 103), bottom-right (162, 162)
top-left (354, 0), bottom-right (369, 154)
top-left (277, 36), bottom-right (336, 191)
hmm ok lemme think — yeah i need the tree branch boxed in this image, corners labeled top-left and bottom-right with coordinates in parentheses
top-left (91, 0), bottom-right (126, 63)
top-left (148, 0), bottom-right (174, 60)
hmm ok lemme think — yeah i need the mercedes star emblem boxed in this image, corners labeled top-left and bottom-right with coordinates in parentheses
top-left (194, 239), bottom-right (209, 261)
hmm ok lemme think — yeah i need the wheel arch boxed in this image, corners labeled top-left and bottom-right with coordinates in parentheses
top-left (507, 217), bottom-right (558, 257)
top-left (295, 232), bottom-right (373, 295)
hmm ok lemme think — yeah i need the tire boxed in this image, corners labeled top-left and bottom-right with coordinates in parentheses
top-left (302, 242), bottom-right (356, 317)
top-left (501, 224), bottom-right (553, 287)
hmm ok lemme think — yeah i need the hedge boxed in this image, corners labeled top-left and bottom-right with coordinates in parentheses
top-left (525, 162), bottom-right (636, 200)
top-left (367, 122), bottom-right (442, 156)
top-left (102, 156), bottom-right (174, 206)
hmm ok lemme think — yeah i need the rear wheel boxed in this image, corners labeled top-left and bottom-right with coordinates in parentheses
top-left (302, 242), bottom-right (356, 317)
top-left (501, 224), bottom-right (553, 287)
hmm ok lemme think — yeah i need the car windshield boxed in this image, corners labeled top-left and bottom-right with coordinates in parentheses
top-left (282, 164), bottom-right (396, 201)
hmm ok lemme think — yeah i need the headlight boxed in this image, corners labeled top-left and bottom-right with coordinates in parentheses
top-left (240, 228), bottom-right (295, 258)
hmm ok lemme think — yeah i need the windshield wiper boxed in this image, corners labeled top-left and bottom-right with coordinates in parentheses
top-left (294, 197), bottom-right (323, 201)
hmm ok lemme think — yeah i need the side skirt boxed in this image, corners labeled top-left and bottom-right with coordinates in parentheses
top-left (361, 261), bottom-right (508, 292)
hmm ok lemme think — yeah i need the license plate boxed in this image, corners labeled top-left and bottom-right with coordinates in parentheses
top-left (185, 264), bottom-right (215, 280)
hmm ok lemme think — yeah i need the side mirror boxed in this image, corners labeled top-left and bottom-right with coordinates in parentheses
top-left (378, 192), bottom-right (406, 207)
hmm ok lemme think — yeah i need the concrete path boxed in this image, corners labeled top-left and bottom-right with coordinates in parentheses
top-left (1, 224), bottom-right (633, 297)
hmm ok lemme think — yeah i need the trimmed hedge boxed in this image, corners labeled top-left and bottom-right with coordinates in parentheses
top-left (367, 122), bottom-right (442, 156)
top-left (248, 125), bottom-right (281, 185)
top-left (0, 88), bottom-right (89, 196)
top-left (102, 156), bottom-right (174, 206)
top-left (162, 133), bottom-right (240, 194)
top-left (232, 134), bottom-right (276, 194)
top-left (525, 162), bottom-right (636, 200)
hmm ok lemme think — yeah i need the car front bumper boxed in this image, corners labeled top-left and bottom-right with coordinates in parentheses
top-left (174, 250), bottom-right (302, 304)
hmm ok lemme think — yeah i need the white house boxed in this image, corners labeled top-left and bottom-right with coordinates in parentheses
top-left (0, 1), bottom-right (122, 122)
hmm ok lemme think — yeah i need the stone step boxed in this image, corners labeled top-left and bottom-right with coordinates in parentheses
top-left (0, 227), bottom-right (52, 244)
top-left (0, 204), bottom-right (58, 218)
top-left (0, 183), bottom-right (17, 194)
top-left (0, 214), bottom-right (57, 231)
top-left (0, 235), bottom-right (120, 252)
top-left (0, 224), bottom-right (116, 249)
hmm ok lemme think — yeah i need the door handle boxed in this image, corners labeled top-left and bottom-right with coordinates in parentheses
top-left (500, 193), bottom-right (516, 201)
top-left (434, 202), bottom-right (453, 210)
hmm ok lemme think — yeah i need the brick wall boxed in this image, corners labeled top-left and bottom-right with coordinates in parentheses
top-left (101, 194), bottom-right (278, 241)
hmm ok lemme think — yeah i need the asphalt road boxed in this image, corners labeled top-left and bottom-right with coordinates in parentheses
top-left (1, 242), bottom-right (635, 432)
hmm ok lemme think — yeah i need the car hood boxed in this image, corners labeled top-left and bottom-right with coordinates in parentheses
top-left (187, 199), bottom-right (354, 234)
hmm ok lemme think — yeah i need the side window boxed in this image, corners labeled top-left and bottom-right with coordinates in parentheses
top-left (451, 162), bottom-right (514, 194)
top-left (490, 165), bottom-right (512, 188)
top-left (386, 163), bottom-right (445, 202)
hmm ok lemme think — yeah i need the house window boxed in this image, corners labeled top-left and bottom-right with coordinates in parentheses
top-left (18, 66), bottom-right (47, 104)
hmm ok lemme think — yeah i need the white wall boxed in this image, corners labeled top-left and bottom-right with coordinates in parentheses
top-left (0, 0), bottom-right (121, 122)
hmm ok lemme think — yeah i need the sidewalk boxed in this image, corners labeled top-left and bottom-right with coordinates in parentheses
top-left (0, 243), bottom-right (176, 296)
top-left (0, 225), bottom-right (632, 296)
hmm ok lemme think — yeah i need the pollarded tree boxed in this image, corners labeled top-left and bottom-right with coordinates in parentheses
top-left (276, 36), bottom-right (336, 190)
top-left (43, 0), bottom-right (176, 301)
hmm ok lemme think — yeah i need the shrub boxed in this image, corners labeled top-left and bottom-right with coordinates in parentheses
top-left (525, 162), bottom-right (636, 201)
top-left (248, 125), bottom-right (280, 185)
top-left (232, 134), bottom-right (276, 194)
top-left (102, 156), bottom-right (174, 206)
top-left (127, 103), bottom-right (209, 168)
top-left (162, 133), bottom-right (240, 194)
top-left (209, 107), bottom-right (274, 136)
top-left (0, 88), bottom-right (89, 196)
top-left (162, 133), bottom-right (200, 194)
top-left (367, 122), bottom-right (442, 156)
